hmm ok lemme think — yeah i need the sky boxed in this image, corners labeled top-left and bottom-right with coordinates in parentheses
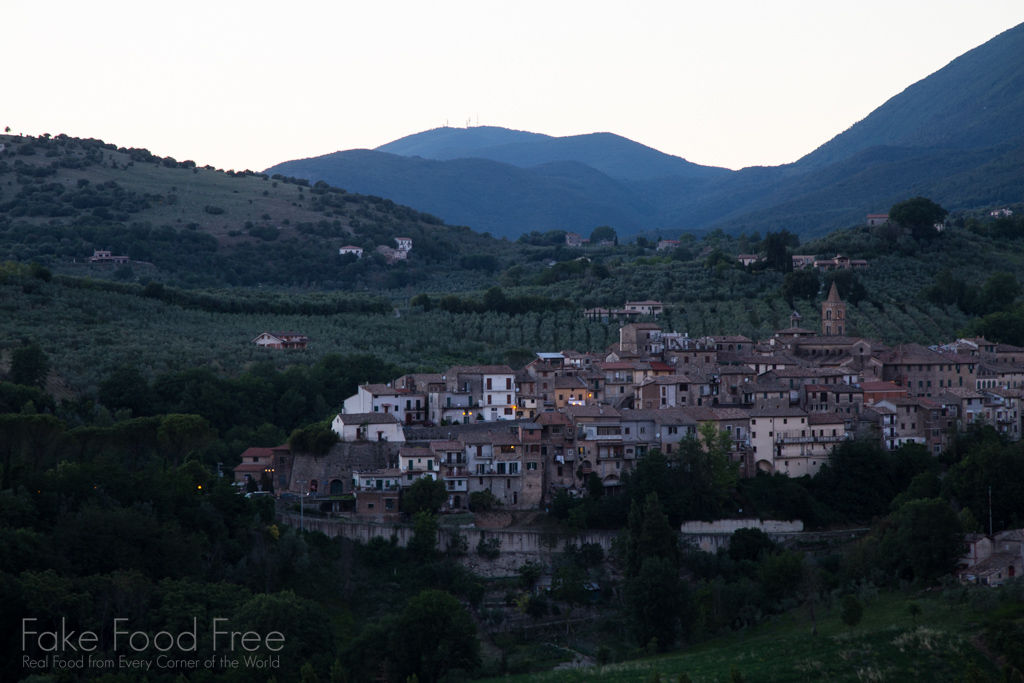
top-left (5, 1), bottom-right (1024, 172)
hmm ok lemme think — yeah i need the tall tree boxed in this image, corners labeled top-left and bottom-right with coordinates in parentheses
top-left (157, 414), bottom-right (213, 468)
top-left (10, 343), bottom-right (50, 388)
top-left (889, 196), bottom-right (948, 241)
top-left (392, 590), bottom-right (480, 683)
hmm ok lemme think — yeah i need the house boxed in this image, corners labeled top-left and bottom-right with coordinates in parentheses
top-left (991, 208), bottom-right (1014, 218)
top-left (657, 240), bottom-right (679, 251)
top-left (959, 529), bottom-right (1024, 586)
top-left (343, 383), bottom-right (426, 425)
top-left (234, 447), bottom-right (274, 487)
top-left (252, 331), bottom-right (310, 349)
top-left (791, 255), bottom-right (816, 269)
top-left (398, 446), bottom-right (439, 484)
top-left (565, 232), bottom-right (589, 247)
top-left (814, 255), bottom-right (868, 271)
top-left (376, 245), bottom-right (407, 263)
top-left (431, 440), bottom-right (469, 508)
top-left (441, 365), bottom-right (517, 421)
top-left (460, 430), bottom-right (525, 508)
top-left (624, 300), bottom-right (664, 318)
top-left (395, 237), bottom-right (413, 252)
top-left (339, 246), bottom-right (363, 258)
top-left (866, 214), bottom-right (889, 227)
top-left (89, 250), bottom-right (130, 264)
top-left (747, 407), bottom-right (813, 475)
top-left (331, 413), bottom-right (405, 443)
top-left (737, 254), bottom-right (763, 267)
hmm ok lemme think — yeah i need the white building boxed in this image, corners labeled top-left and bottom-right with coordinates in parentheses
top-left (331, 413), bottom-right (405, 443)
top-left (342, 384), bottom-right (426, 425)
top-left (339, 246), bottom-right (363, 258)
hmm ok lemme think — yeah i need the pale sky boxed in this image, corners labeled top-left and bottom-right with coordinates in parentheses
top-left (6, 1), bottom-right (1024, 172)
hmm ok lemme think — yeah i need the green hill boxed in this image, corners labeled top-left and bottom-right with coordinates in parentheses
top-left (0, 133), bottom-right (507, 289)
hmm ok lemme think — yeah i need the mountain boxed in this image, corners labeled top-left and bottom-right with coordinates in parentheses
top-left (377, 127), bottom-right (729, 181)
top-left (266, 22), bottom-right (1024, 239)
top-left (795, 22), bottom-right (1024, 170)
top-left (376, 125), bottom-right (551, 158)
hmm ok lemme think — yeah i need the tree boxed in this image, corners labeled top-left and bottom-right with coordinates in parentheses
top-left (890, 498), bottom-right (964, 582)
top-left (288, 421), bottom-right (339, 456)
top-left (590, 225), bottom-right (617, 243)
top-left (783, 269), bottom-right (820, 301)
top-left (392, 590), bottom-right (480, 683)
top-left (728, 527), bottom-right (775, 562)
top-left (906, 601), bottom-right (922, 625)
top-left (762, 231), bottom-right (794, 272)
top-left (889, 197), bottom-right (948, 241)
top-left (840, 594), bottom-right (863, 632)
top-left (408, 511), bottom-right (439, 560)
top-left (627, 556), bottom-right (685, 651)
top-left (626, 493), bottom-right (679, 579)
top-left (551, 564), bottom-right (587, 639)
top-left (977, 272), bottom-right (1022, 315)
top-left (157, 414), bottom-right (213, 469)
top-left (99, 365), bottom-right (154, 416)
top-left (10, 343), bottom-right (50, 388)
top-left (402, 476), bottom-right (448, 515)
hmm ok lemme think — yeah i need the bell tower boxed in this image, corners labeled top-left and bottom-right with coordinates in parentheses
top-left (822, 282), bottom-right (845, 336)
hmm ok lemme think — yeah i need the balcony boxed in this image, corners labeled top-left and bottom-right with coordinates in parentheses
top-left (443, 467), bottom-right (469, 477)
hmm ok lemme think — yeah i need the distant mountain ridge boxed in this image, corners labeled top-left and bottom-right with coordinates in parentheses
top-left (377, 127), bottom-right (730, 181)
top-left (266, 22), bottom-right (1024, 239)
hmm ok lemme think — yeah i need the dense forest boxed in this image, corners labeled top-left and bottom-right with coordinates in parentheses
top-left (3, 355), bottom-right (1024, 682)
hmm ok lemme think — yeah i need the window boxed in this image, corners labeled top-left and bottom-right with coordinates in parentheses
top-left (509, 463), bottom-right (519, 474)
top-left (557, 466), bottom-right (563, 476)
top-left (526, 462), bottom-right (537, 470)
top-left (486, 378), bottom-right (492, 390)
top-left (506, 378), bottom-right (512, 390)
top-left (385, 499), bottom-right (395, 510)
top-left (497, 463), bottom-right (506, 474)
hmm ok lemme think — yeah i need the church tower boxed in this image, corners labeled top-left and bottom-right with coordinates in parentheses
top-left (822, 282), bottom-right (845, 336)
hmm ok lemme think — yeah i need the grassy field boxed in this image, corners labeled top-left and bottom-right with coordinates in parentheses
top-left (481, 590), bottom-right (999, 683)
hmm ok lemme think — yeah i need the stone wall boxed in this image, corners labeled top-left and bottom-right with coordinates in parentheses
top-left (679, 519), bottom-right (804, 534)
top-left (289, 441), bottom-right (399, 495)
top-left (277, 512), bottom-right (618, 577)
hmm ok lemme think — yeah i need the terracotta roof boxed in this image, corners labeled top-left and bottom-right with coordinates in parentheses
top-left (654, 409), bottom-right (699, 426)
top-left (361, 383), bottom-right (410, 395)
top-left (747, 407), bottom-right (809, 417)
top-left (534, 412), bottom-right (572, 425)
top-left (459, 430), bottom-right (522, 446)
top-left (861, 382), bottom-right (906, 392)
top-left (428, 440), bottom-right (464, 451)
top-left (234, 462), bottom-right (271, 473)
top-left (941, 388), bottom-right (984, 400)
top-left (239, 447), bottom-right (274, 460)
top-left (446, 365), bottom-right (515, 375)
top-left (567, 404), bottom-right (621, 419)
top-left (336, 412), bottom-right (401, 425)
top-left (398, 447), bottom-right (434, 457)
top-left (712, 407), bottom-right (750, 420)
top-left (808, 413), bottom-right (845, 425)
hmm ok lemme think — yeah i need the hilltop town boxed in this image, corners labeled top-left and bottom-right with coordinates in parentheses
top-left (240, 283), bottom-right (1022, 525)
